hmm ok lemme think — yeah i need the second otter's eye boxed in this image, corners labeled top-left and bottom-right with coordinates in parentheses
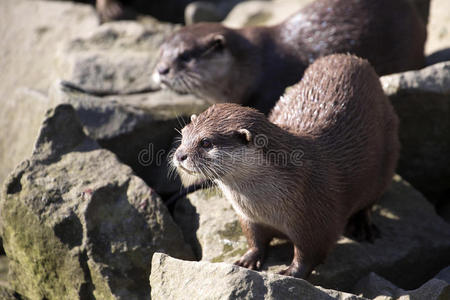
top-left (200, 138), bottom-right (212, 149)
top-left (179, 52), bottom-right (191, 62)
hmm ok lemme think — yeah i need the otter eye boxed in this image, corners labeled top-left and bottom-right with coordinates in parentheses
top-left (200, 138), bottom-right (212, 149)
top-left (179, 52), bottom-right (191, 62)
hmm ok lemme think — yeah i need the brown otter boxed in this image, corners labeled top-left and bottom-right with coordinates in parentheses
top-left (171, 54), bottom-right (400, 278)
top-left (154, 0), bottom-right (426, 114)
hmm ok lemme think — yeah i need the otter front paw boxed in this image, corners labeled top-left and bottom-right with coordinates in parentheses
top-left (234, 247), bottom-right (264, 270)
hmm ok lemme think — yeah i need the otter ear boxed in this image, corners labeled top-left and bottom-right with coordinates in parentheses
top-left (237, 129), bottom-right (252, 144)
top-left (212, 34), bottom-right (226, 48)
top-left (190, 114), bottom-right (197, 122)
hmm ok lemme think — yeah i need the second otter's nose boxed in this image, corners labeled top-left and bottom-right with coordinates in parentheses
top-left (158, 64), bottom-right (170, 75)
top-left (176, 151), bottom-right (187, 162)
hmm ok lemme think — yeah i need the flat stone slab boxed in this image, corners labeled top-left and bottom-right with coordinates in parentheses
top-left (150, 253), bottom-right (367, 300)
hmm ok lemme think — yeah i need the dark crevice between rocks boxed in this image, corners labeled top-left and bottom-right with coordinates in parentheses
top-left (84, 180), bottom-right (152, 298)
top-left (95, 120), bottom-right (184, 200)
top-left (53, 213), bottom-right (83, 248)
top-left (78, 250), bottom-right (96, 300)
top-left (5, 172), bottom-right (23, 195)
top-left (174, 197), bottom-right (202, 260)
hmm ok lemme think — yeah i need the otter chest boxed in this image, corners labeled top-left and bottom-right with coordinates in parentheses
top-left (216, 181), bottom-right (278, 225)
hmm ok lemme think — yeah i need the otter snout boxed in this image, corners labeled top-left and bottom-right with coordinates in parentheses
top-left (175, 149), bottom-right (187, 162)
top-left (152, 62), bottom-right (171, 86)
top-left (157, 63), bottom-right (170, 75)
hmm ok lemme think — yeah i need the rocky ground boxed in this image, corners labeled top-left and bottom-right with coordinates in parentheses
top-left (0, 0), bottom-right (449, 299)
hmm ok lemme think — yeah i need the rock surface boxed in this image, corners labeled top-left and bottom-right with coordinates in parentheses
top-left (0, 0), bottom-right (97, 187)
top-left (57, 19), bottom-right (178, 95)
top-left (425, 0), bottom-right (450, 55)
top-left (52, 81), bottom-right (210, 196)
top-left (381, 61), bottom-right (450, 205)
top-left (353, 268), bottom-right (450, 300)
top-left (150, 252), bottom-right (367, 300)
top-left (174, 176), bottom-right (450, 292)
top-left (0, 104), bottom-right (194, 299)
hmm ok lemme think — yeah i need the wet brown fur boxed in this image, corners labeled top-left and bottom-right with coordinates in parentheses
top-left (173, 54), bottom-right (400, 278)
top-left (155, 0), bottom-right (426, 114)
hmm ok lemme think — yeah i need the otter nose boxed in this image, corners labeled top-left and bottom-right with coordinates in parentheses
top-left (176, 151), bottom-right (188, 162)
top-left (158, 64), bottom-right (170, 75)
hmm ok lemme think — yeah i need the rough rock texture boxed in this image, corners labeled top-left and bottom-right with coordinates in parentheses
top-left (174, 176), bottom-right (450, 292)
top-left (0, 286), bottom-right (18, 300)
top-left (381, 61), bottom-right (450, 206)
top-left (0, 105), bottom-right (194, 299)
top-left (0, 0), bottom-right (97, 186)
top-left (174, 190), bottom-right (248, 261)
top-left (425, 0), bottom-right (450, 55)
top-left (353, 268), bottom-right (450, 300)
top-left (57, 19), bottom-right (178, 95)
top-left (52, 82), bottom-right (210, 195)
top-left (150, 253), bottom-right (367, 300)
top-left (223, 0), bottom-right (428, 28)
top-left (0, 256), bottom-right (8, 289)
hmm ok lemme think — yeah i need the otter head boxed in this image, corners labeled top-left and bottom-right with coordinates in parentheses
top-left (172, 103), bottom-right (271, 184)
top-left (153, 23), bottom-right (255, 103)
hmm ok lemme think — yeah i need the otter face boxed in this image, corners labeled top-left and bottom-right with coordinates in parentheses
top-left (171, 104), bottom-right (262, 183)
top-left (153, 25), bottom-right (235, 102)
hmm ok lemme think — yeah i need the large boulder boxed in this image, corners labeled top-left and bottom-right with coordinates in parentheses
top-left (0, 0), bottom-right (97, 187)
top-left (0, 104), bottom-right (194, 299)
top-left (150, 252), bottom-right (367, 300)
top-left (380, 61), bottom-right (450, 206)
top-left (174, 175), bottom-right (450, 292)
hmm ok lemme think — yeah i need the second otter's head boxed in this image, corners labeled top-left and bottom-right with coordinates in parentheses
top-left (172, 103), bottom-right (273, 184)
top-left (153, 23), bottom-right (256, 103)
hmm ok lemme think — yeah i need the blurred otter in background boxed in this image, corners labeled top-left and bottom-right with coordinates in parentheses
top-left (153, 0), bottom-right (426, 114)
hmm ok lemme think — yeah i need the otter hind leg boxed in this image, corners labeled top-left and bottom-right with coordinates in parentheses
top-left (234, 218), bottom-right (278, 270)
top-left (345, 206), bottom-right (380, 243)
top-left (278, 246), bottom-right (316, 279)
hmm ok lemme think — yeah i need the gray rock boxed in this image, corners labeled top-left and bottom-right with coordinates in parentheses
top-left (174, 176), bottom-right (450, 292)
top-left (174, 190), bottom-right (248, 261)
top-left (0, 104), bottom-right (194, 299)
top-left (52, 81), bottom-right (210, 195)
top-left (57, 19), bottom-right (179, 95)
top-left (0, 88), bottom-right (58, 197)
top-left (0, 256), bottom-right (9, 290)
top-left (150, 252), bottom-right (368, 300)
top-left (380, 61), bottom-right (450, 205)
top-left (0, 0), bottom-right (97, 187)
top-left (353, 269), bottom-right (450, 300)
top-left (425, 0), bottom-right (450, 55)
top-left (434, 266), bottom-right (450, 283)
top-left (0, 286), bottom-right (18, 300)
